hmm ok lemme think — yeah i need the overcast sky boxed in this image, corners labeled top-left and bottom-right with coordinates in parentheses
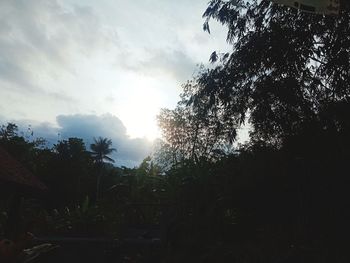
top-left (0, 0), bottom-right (232, 166)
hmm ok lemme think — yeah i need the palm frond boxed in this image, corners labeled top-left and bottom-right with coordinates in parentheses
top-left (89, 137), bottom-right (116, 164)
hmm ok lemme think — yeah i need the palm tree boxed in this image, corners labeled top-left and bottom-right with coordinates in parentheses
top-left (90, 137), bottom-right (116, 201)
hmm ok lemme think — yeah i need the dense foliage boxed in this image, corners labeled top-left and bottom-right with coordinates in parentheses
top-left (193, 0), bottom-right (350, 145)
top-left (155, 1), bottom-right (350, 261)
top-left (0, 123), bottom-right (164, 238)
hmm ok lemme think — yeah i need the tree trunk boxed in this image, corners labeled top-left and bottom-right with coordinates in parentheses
top-left (96, 173), bottom-right (100, 202)
top-left (96, 162), bottom-right (103, 202)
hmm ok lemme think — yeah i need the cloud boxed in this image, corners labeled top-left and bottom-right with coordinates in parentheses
top-left (0, 0), bottom-right (231, 144)
top-left (121, 48), bottom-right (198, 83)
top-left (0, 0), bottom-right (118, 91)
top-left (56, 114), bottom-right (127, 142)
top-left (1, 114), bottom-right (153, 167)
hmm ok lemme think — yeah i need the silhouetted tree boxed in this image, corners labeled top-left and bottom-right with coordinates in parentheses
top-left (90, 137), bottom-right (116, 201)
top-left (153, 2), bottom-right (350, 260)
top-left (47, 138), bottom-right (92, 206)
top-left (184, 0), bottom-right (350, 146)
top-left (0, 123), bottom-right (18, 140)
top-left (0, 122), bottom-right (46, 172)
top-left (158, 83), bottom-right (236, 166)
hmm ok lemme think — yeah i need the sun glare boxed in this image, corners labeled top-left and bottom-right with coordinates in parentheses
top-left (117, 76), bottom-right (162, 141)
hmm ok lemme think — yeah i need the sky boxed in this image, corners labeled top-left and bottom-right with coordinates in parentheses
top-left (0, 0), bottom-right (235, 166)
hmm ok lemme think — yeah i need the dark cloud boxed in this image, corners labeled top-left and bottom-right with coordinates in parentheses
top-left (1, 114), bottom-right (153, 167)
top-left (56, 114), bottom-right (127, 142)
top-left (56, 114), bottom-right (154, 167)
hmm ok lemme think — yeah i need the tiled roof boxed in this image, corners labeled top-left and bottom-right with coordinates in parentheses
top-left (0, 146), bottom-right (47, 191)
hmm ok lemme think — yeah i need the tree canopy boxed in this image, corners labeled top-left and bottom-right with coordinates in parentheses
top-left (90, 137), bottom-right (116, 164)
top-left (187, 0), bottom-right (350, 147)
